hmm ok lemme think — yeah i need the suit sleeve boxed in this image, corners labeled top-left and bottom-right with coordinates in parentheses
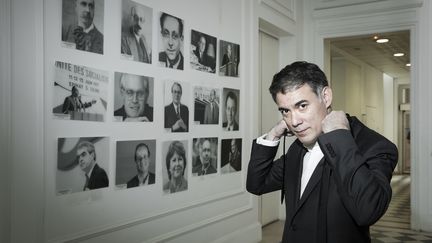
top-left (246, 140), bottom-right (285, 195)
top-left (318, 129), bottom-right (398, 226)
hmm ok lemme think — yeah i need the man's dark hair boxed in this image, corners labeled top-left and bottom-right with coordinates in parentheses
top-left (165, 141), bottom-right (186, 180)
top-left (160, 12), bottom-right (183, 37)
top-left (134, 143), bottom-right (150, 162)
top-left (269, 61), bottom-right (329, 102)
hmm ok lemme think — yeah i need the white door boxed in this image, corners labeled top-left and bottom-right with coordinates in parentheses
top-left (259, 31), bottom-right (281, 226)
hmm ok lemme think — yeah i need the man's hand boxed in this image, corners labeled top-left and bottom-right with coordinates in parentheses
top-left (322, 110), bottom-right (349, 133)
top-left (173, 119), bottom-right (187, 131)
top-left (266, 120), bottom-right (289, 141)
top-left (124, 116), bottom-right (150, 122)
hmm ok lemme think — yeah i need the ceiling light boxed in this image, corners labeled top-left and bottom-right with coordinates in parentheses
top-left (376, 38), bottom-right (389, 43)
top-left (394, 53), bottom-right (404, 57)
top-left (406, 63), bottom-right (411, 67)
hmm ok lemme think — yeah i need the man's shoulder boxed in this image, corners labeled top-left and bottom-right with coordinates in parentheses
top-left (159, 51), bottom-right (167, 61)
top-left (114, 106), bottom-right (125, 115)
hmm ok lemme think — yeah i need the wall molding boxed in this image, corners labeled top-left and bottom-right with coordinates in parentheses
top-left (261, 0), bottom-right (296, 22)
top-left (50, 190), bottom-right (251, 242)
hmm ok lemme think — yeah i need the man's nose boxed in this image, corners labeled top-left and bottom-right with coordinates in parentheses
top-left (289, 111), bottom-right (302, 127)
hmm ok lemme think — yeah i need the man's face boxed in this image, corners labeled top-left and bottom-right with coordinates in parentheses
top-left (121, 75), bottom-right (148, 118)
top-left (200, 140), bottom-right (211, 165)
top-left (198, 36), bottom-right (206, 53)
top-left (209, 90), bottom-right (215, 102)
top-left (135, 146), bottom-right (150, 175)
top-left (161, 16), bottom-right (182, 61)
top-left (131, 7), bottom-right (145, 36)
top-left (226, 97), bottom-right (236, 125)
top-left (171, 83), bottom-right (182, 105)
top-left (227, 45), bottom-right (232, 56)
top-left (76, 146), bottom-right (94, 172)
top-left (276, 84), bottom-right (331, 147)
top-left (76, 0), bottom-right (95, 29)
top-left (230, 139), bottom-right (237, 154)
top-left (169, 152), bottom-right (184, 179)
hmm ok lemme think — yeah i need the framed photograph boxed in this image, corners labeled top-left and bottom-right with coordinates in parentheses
top-left (162, 140), bottom-right (188, 194)
top-left (222, 88), bottom-right (240, 131)
top-left (192, 137), bottom-right (218, 176)
top-left (194, 86), bottom-right (220, 125)
top-left (113, 72), bottom-right (154, 122)
top-left (52, 61), bottom-right (108, 122)
top-left (190, 29), bottom-right (217, 73)
top-left (61, 0), bottom-right (104, 54)
top-left (120, 0), bottom-right (152, 63)
top-left (56, 136), bottom-right (109, 195)
top-left (219, 40), bottom-right (240, 77)
top-left (220, 138), bottom-right (242, 174)
top-left (115, 140), bottom-right (156, 189)
top-left (164, 80), bottom-right (190, 132)
top-left (158, 12), bottom-right (184, 70)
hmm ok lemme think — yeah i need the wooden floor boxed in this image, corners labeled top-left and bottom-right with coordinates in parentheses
top-left (261, 175), bottom-right (432, 243)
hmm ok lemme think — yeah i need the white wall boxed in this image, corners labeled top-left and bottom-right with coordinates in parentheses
top-left (2, 0), bottom-right (304, 242)
top-left (383, 73), bottom-right (395, 143)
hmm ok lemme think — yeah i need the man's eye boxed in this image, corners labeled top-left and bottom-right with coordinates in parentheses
top-left (299, 104), bottom-right (308, 110)
top-left (278, 108), bottom-right (289, 114)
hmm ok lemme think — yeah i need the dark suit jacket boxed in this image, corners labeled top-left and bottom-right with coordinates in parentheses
top-left (121, 29), bottom-right (151, 63)
top-left (203, 102), bottom-right (219, 124)
top-left (62, 24), bottom-right (103, 54)
top-left (247, 116), bottom-right (398, 243)
top-left (114, 105), bottom-right (153, 122)
top-left (192, 157), bottom-right (217, 176)
top-left (159, 51), bottom-right (184, 70)
top-left (164, 103), bottom-right (189, 132)
top-left (86, 163), bottom-right (109, 190)
top-left (126, 172), bottom-right (155, 188)
top-left (223, 121), bottom-right (239, 131)
top-left (194, 49), bottom-right (215, 71)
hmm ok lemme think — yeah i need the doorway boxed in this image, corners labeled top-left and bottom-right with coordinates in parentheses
top-left (258, 30), bottom-right (281, 226)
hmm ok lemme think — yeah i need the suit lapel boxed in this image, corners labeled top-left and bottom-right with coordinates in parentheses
top-left (296, 158), bottom-right (325, 209)
top-left (285, 141), bottom-right (306, 210)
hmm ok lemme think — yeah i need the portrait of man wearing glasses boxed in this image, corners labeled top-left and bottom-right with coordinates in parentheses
top-left (114, 72), bottom-right (153, 122)
top-left (158, 12), bottom-right (184, 70)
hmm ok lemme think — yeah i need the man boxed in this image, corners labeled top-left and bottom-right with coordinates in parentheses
top-left (121, 5), bottom-right (151, 63)
top-left (62, 86), bottom-right (95, 114)
top-left (192, 138), bottom-right (217, 176)
top-left (221, 44), bottom-right (236, 76)
top-left (193, 34), bottom-right (214, 71)
top-left (127, 143), bottom-right (155, 188)
top-left (76, 140), bottom-right (108, 190)
top-left (158, 13), bottom-right (184, 69)
top-left (221, 139), bottom-right (241, 173)
top-left (114, 73), bottom-right (153, 122)
top-left (62, 0), bottom-right (103, 54)
top-left (203, 89), bottom-right (219, 124)
top-left (164, 82), bottom-right (189, 132)
top-left (246, 61), bottom-right (398, 242)
top-left (222, 91), bottom-right (239, 131)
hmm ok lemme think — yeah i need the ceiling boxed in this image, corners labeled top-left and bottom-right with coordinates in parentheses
top-left (329, 30), bottom-right (410, 78)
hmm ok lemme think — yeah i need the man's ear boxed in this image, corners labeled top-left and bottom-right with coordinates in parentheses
top-left (322, 86), bottom-right (332, 108)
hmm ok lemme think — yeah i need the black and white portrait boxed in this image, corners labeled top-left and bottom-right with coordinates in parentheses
top-left (158, 12), bottom-right (184, 70)
top-left (61, 0), bottom-right (104, 54)
top-left (222, 88), bottom-right (240, 131)
top-left (120, 0), bottom-right (152, 64)
top-left (115, 140), bottom-right (156, 189)
top-left (220, 138), bottom-right (242, 174)
top-left (52, 61), bottom-right (108, 122)
top-left (113, 72), bottom-right (154, 122)
top-left (219, 40), bottom-right (240, 77)
top-left (194, 86), bottom-right (220, 125)
top-left (162, 140), bottom-right (188, 194)
top-left (192, 137), bottom-right (218, 176)
top-left (164, 80), bottom-right (190, 132)
top-left (190, 29), bottom-right (216, 73)
top-left (57, 137), bottom-right (109, 195)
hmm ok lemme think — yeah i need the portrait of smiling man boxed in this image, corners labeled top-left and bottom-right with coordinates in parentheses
top-left (246, 61), bottom-right (398, 242)
top-left (114, 72), bottom-right (153, 122)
